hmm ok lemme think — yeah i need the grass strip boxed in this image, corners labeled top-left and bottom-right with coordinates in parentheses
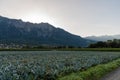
top-left (58, 58), bottom-right (120, 80)
top-left (1, 48), bottom-right (120, 51)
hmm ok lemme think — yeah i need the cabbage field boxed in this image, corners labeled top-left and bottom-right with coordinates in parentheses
top-left (0, 51), bottom-right (120, 80)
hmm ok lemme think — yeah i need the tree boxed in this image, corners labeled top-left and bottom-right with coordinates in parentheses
top-left (88, 39), bottom-right (120, 48)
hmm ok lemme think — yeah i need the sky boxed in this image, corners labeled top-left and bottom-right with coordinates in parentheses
top-left (0, 0), bottom-right (120, 37)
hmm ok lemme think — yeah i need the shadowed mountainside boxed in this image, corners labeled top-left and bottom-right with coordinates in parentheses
top-left (0, 16), bottom-right (94, 47)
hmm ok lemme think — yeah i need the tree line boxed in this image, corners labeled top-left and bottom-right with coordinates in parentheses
top-left (89, 39), bottom-right (120, 48)
top-left (23, 45), bottom-right (81, 49)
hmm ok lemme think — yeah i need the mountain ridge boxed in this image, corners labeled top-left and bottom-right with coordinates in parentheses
top-left (85, 35), bottom-right (120, 41)
top-left (0, 16), bottom-right (94, 47)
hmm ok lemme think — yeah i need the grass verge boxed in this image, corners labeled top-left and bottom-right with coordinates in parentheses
top-left (58, 58), bottom-right (120, 80)
top-left (1, 48), bottom-right (120, 51)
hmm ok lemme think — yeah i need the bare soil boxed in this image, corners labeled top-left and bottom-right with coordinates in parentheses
top-left (101, 67), bottom-right (120, 80)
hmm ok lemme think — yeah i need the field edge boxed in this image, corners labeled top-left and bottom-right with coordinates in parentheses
top-left (58, 58), bottom-right (120, 80)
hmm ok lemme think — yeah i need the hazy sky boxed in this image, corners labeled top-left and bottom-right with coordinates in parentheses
top-left (0, 0), bottom-right (120, 37)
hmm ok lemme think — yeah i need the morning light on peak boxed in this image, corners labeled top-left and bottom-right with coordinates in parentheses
top-left (22, 13), bottom-right (56, 25)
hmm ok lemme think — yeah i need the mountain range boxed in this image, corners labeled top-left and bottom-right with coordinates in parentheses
top-left (0, 16), bottom-right (94, 47)
top-left (85, 35), bottom-right (120, 41)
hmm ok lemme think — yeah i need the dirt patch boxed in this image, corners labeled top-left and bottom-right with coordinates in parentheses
top-left (101, 67), bottom-right (120, 80)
